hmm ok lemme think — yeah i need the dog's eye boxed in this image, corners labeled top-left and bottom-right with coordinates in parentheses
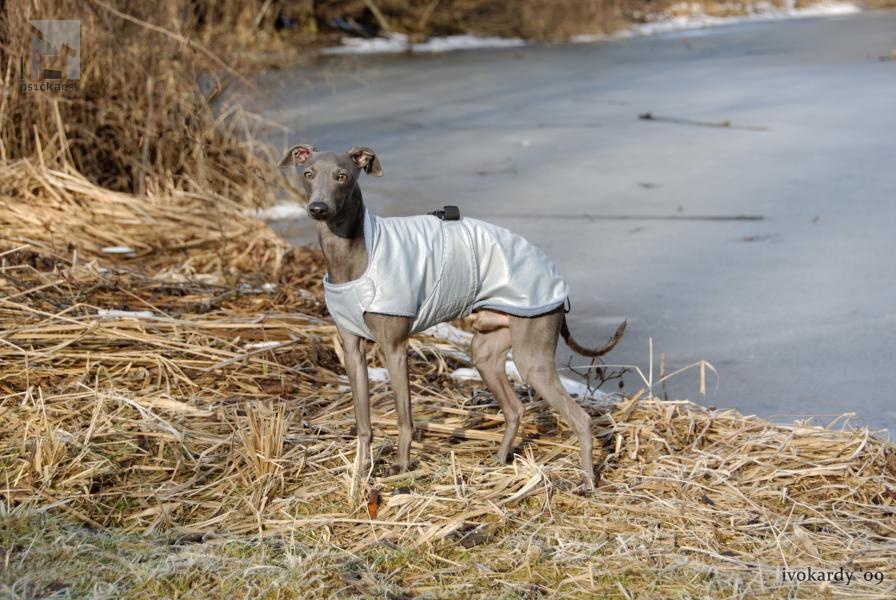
top-left (336, 173), bottom-right (347, 182)
top-left (303, 170), bottom-right (313, 180)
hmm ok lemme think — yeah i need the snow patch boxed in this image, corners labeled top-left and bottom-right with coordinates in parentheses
top-left (504, 359), bottom-right (522, 383)
top-left (368, 367), bottom-right (390, 382)
top-left (322, 33), bottom-right (525, 56)
top-left (450, 368), bottom-right (481, 382)
top-left (423, 322), bottom-right (473, 345)
top-left (238, 282), bottom-right (279, 294)
top-left (633, 1), bottom-right (860, 36)
top-left (248, 202), bottom-right (307, 221)
top-left (101, 246), bottom-right (136, 255)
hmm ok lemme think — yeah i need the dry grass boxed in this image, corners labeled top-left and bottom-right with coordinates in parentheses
top-left (306, 0), bottom-right (831, 41)
top-left (1, 162), bottom-right (895, 598)
top-left (865, 0), bottom-right (896, 7)
top-left (0, 0), bottom-right (299, 199)
top-left (347, 0), bottom-right (629, 41)
top-left (2, 1), bottom-right (895, 597)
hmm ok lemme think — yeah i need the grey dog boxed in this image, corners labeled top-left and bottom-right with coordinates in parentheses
top-left (280, 144), bottom-right (625, 489)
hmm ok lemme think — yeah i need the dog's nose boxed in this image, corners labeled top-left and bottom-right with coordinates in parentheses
top-left (307, 202), bottom-right (329, 219)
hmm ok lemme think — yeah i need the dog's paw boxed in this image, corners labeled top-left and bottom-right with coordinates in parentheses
top-left (574, 476), bottom-right (596, 496)
top-left (491, 453), bottom-right (512, 467)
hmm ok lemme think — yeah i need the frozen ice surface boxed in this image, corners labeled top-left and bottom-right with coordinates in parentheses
top-left (257, 10), bottom-right (896, 434)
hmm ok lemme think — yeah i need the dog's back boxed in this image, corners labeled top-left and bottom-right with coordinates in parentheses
top-left (324, 210), bottom-right (569, 339)
top-left (463, 216), bottom-right (569, 319)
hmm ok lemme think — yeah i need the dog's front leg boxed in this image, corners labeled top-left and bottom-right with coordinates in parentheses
top-left (365, 314), bottom-right (414, 474)
top-left (341, 328), bottom-right (372, 472)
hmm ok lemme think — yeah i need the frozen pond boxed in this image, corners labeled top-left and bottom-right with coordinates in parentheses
top-left (251, 10), bottom-right (896, 434)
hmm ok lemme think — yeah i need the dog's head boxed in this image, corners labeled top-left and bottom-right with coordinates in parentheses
top-left (278, 145), bottom-right (382, 221)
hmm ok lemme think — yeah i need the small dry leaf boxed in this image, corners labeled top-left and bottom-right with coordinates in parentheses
top-left (366, 488), bottom-right (382, 519)
top-left (792, 523), bottom-right (820, 558)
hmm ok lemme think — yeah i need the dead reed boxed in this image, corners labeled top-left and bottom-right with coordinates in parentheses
top-left (1, 1), bottom-right (894, 597)
top-left (1, 162), bottom-right (895, 597)
top-left (0, 0), bottom-right (296, 200)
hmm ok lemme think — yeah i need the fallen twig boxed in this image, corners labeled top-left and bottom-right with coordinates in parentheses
top-left (638, 112), bottom-right (768, 131)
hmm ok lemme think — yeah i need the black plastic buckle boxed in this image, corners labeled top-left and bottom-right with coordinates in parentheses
top-left (429, 205), bottom-right (461, 221)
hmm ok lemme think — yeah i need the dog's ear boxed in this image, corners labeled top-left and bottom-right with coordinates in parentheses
top-left (348, 147), bottom-right (382, 177)
top-left (279, 144), bottom-right (315, 168)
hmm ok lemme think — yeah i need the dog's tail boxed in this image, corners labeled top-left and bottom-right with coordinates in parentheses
top-left (560, 316), bottom-right (627, 358)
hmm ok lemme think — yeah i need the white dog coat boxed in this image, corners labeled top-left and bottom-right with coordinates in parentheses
top-left (323, 209), bottom-right (569, 340)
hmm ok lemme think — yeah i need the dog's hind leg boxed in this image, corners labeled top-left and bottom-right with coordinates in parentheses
top-left (508, 310), bottom-right (595, 489)
top-left (471, 327), bottom-right (525, 464)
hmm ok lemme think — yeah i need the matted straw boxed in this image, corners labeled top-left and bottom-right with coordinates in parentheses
top-left (1, 159), bottom-right (894, 598)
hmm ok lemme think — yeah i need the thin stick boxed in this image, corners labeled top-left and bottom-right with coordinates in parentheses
top-left (138, 76), bottom-right (154, 197)
top-left (362, 0), bottom-right (393, 33)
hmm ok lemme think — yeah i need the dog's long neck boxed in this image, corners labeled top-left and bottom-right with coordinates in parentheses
top-left (316, 185), bottom-right (368, 284)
